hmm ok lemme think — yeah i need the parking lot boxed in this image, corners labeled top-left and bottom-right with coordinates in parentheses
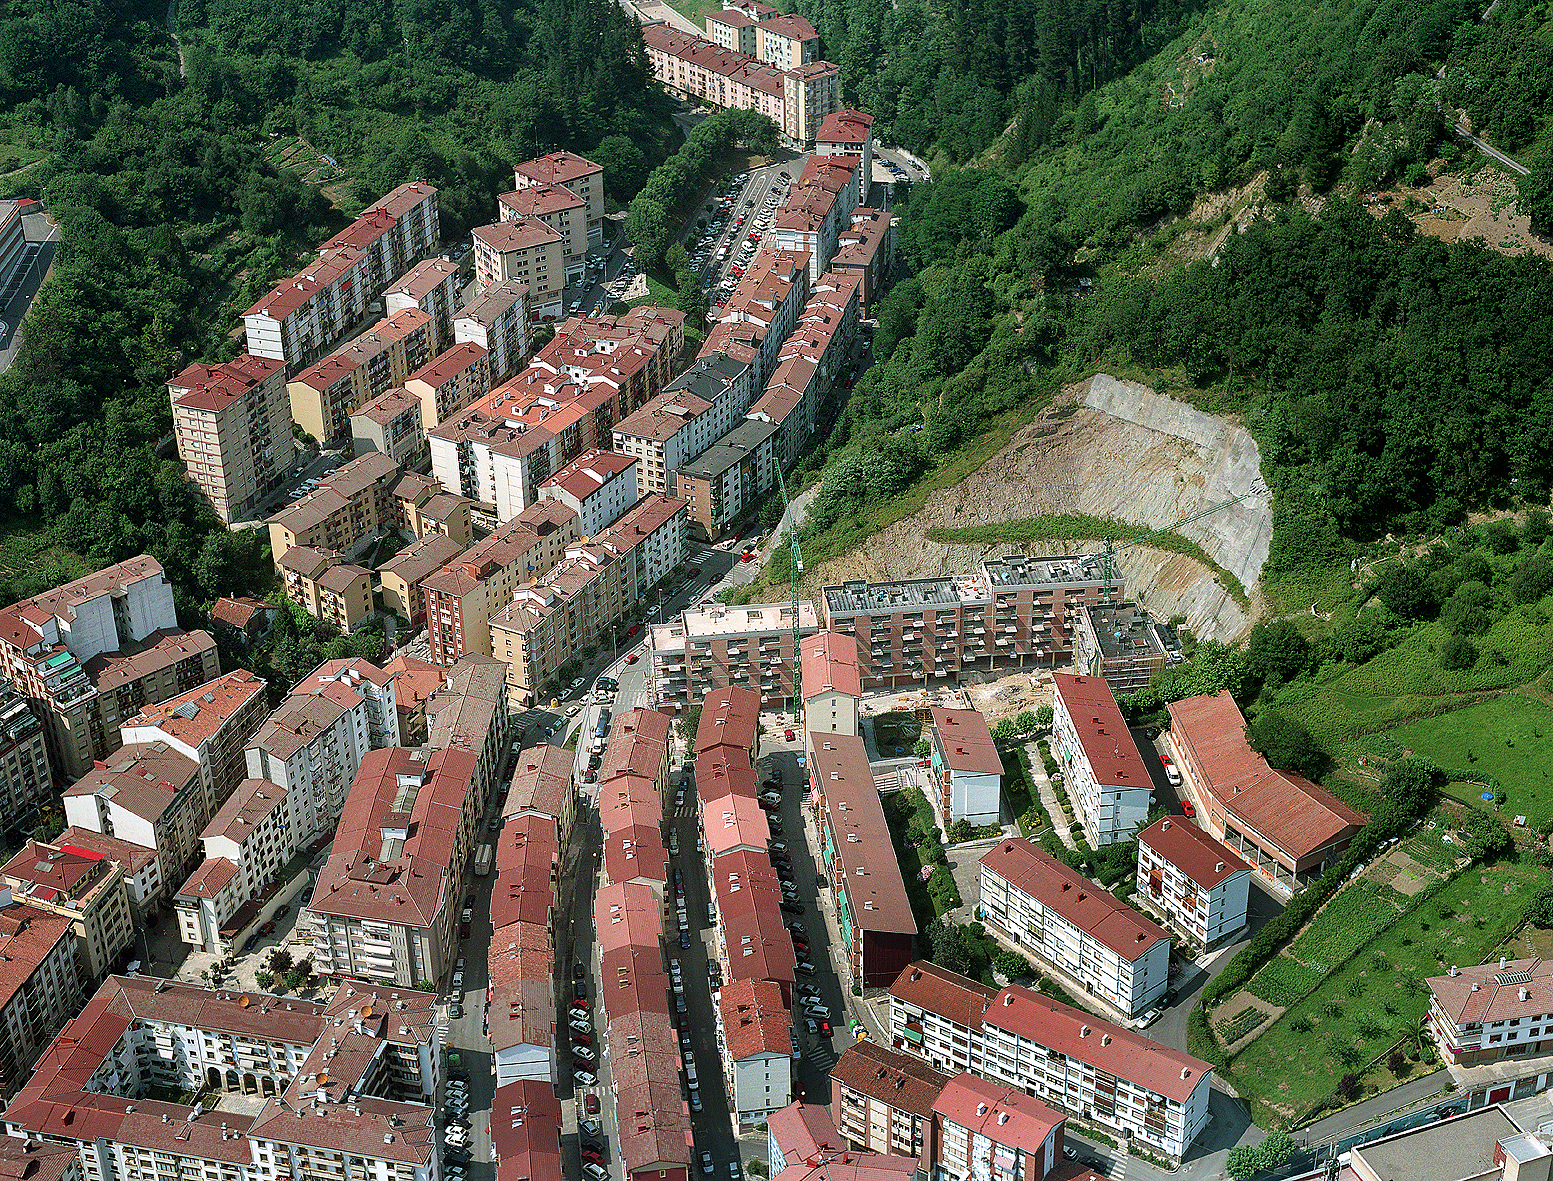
top-left (689, 158), bottom-right (808, 311)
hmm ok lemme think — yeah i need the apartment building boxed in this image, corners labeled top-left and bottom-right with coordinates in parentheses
top-left (887, 963), bottom-right (1212, 1161)
top-left (384, 256), bottom-right (464, 354)
top-left (749, 272), bottom-right (860, 467)
top-left (245, 659), bottom-right (401, 841)
top-left (454, 279), bottom-right (531, 383)
top-left (766, 156), bottom-right (861, 281)
top-left (594, 493), bottom-right (690, 595)
top-left (506, 742), bottom-right (576, 848)
top-left (0, 893), bottom-right (81, 1099)
top-left (1, 840), bottom-right (134, 983)
top-left (56, 826), bottom-right (164, 917)
top-left (1167, 690), bottom-right (1366, 895)
top-left (711, 847), bottom-right (794, 994)
top-left (1136, 817), bottom-right (1251, 949)
top-left (1428, 957), bottom-right (1553, 1068)
top-left (119, 669), bottom-right (269, 819)
top-left (534, 306), bottom-right (686, 419)
top-left (1072, 603), bottom-right (1169, 695)
top-left (6, 973), bottom-right (443, 1181)
top-left (427, 388), bottom-right (573, 519)
top-left (286, 308), bottom-right (433, 442)
top-left (831, 1040), bottom-right (951, 1169)
top-left (425, 653), bottom-right (512, 820)
top-left (717, 978), bottom-right (794, 1131)
top-left (651, 601), bottom-right (819, 710)
top-left (0, 679), bottom-right (53, 832)
top-left (757, 13), bottom-right (820, 68)
top-left (176, 776), bottom-right (296, 954)
top-left (979, 838), bottom-right (1169, 1018)
top-left (267, 450), bottom-right (402, 562)
top-left (422, 500), bottom-right (581, 665)
top-left (305, 745), bottom-right (479, 987)
top-left (488, 812), bottom-right (559, 1085)
top-left (641, 25), bottom-right (839, 148)
top-left (537, 449), bottom-right (639, 536)
top-left (1049, 672), bottom-right (1148, 847)
top-left (807, 734), bottom-right (917, 987)
top-left (243, 180), bottom-right (439, 369)
top-left (275, 547), bottom-right (373, 634)
top-left (784, 61), bottom-right (842, 148)
top-left (816, 110), bottom-right (875, 187)
top-left (820, 555), bottom-right (1116, 692)
top-left (832, 207), bottom-right (893, 315)
top-left (801, 630), bottom-right (864, 739)
top-left (513, 151), bottom-right (605, 247)
top-left (403, 340), bottom-right (491, 431)
top-left (473, 217), bottom-right (565, 315)
top-left (210, 596), bottom-right (278, 648)
top-left (706, 7), bottom-right (759, 53)
top-left (675, 419), bottom-right (778, 541)
top-left (379, 534), bottom-right (467, 626)
top-left (394, 469), bottom-right (476, 545)
top-left (612, 388), bottom-right (715, 497)
top-left (489, 543), bottom-right (636, 706)
top-left (768, 1099), bottom-right (846, 1176)
top-left (62, 741), bottom-right (206, 901)
top-left (929, 708), bottom-right (1002, 827)
top-left (696, 687), bottom-right (762, 765)
top-left (168, 353), bottom-right (294, 524)
top-left (0, 556), bottom-right (218, 781)
top-left (351, 387), bottom-right (427, 469)
top-left (716, 250), bottom-right (812, 385)
top-left (499, 183), bottom-right (588, 277)
top-left (933, 1073), bottom-right (1067, 1181)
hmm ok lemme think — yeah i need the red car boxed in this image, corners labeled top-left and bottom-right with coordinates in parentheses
top-left (740, 552), bottom-right (754, 562)
top-left (1182, 800), bottom-right (1196, 817)
top-left (818, 1019), bottom-right (832, 1038)
top-left (585, 1095), bottom-right (601, 1115)
top-left (259, 921), bottom-right (276, 936)
top-left (625, 653), bottom-right (639, 664)
top-left (627, 624), bottom-right (640, 637)
top-left (583, 769), bottom-right (596, 783)
top-left (784, 729), bottom-right (795, 741)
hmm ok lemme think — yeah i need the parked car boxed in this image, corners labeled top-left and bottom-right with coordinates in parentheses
top-left (701, 1152), bottom-right (715, 1175)
top-left (1182, 799), bottom-right (1196, 817)
top-left (780, 901), bottom-right (805, 915)
top-left (585, 1094), bottom-right (601, 1115)
top-left (575, 1070), bottom-right (598, 1085)
top-left (784, 729), bottom-right (795, 741)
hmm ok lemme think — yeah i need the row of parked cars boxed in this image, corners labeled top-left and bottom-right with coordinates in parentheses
top-left (439, 1068), bottom-right (473, 1167)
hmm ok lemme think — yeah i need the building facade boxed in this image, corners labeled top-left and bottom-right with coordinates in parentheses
top-left (978, 839), bottom-right (1169, 1019)
top-left (928, 708), bottom-right (1002, 827)
top-left (473, 218), bottom-right (565, 315)
top-left (286, 308), bottom-right (434, 442)
top-left (650, 601), bottom-right (820, 710)
top-left (1, 841), bottom-right (134, 984)
top-left (1136, 817), bottom-right (1251, 950)
top-left (168, 355), bottom-right (295, 524)
top-left (454, 280), bottom-right (532, 384)
top-left (1071, 603), bottom-right (1170, 696)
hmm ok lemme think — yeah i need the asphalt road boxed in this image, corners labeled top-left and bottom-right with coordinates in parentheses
top-left (444, 795), bottom-right (502, 1176)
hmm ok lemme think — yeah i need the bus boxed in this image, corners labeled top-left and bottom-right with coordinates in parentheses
top-left (473, 843), bottom-right (493, 876)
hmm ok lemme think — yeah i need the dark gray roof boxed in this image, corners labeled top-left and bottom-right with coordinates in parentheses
top-left (677, 419), bottom-right (779, 480)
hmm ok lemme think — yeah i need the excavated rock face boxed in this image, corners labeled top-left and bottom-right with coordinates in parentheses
top-left (805, 375), bottom-right (1272, 643)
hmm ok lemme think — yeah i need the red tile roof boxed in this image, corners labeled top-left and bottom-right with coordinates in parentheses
top-left (0, 1135), bottom-right (79, 1181)
top-left (981, 839), bottom-right (1168, 962)
top-left (473, 218), bottom-right (563, 252)
top-left (539, 449), bottom-right (637, 502)
top-left (122, 669), bottom-right (266, 749)
top-left (1167, 690), bottom-right (1366, 861)
top-left (168, 354), bottom-right (282, 413)
top-left (1137, 816), bottom-right (1249, 889)
top-left (513, 152), bottom-right (602, 189)
top-left (801, 631), bottom-right (862, 699)
top-left (696, 687), bottom-right (761, 756)
top-left (930, 708), bottom-right (1002, 775)
top-left (718, 978), bottom-right (791, 1060)
top-left (1051, 673), bottom-right (1148, 790)
top-left (2, 841), bottom-right (107, 897)
top-left (766, 1101), bottom-right (844, 1162)
top-left (817, 109), bottom-right (874, 144)
top-left (177, 857), bottom-right (239, 901)
top-left (931, 1072), bottom-right (1063, 1152)
top-left (715, 850), bottom-right (795, 987)
top-left (210, 595), bottom-right (275, 631)
top-left (830, 1040), bottom-right (953, 1117)
top-left (773, 1154), bottom-right (919, 1181)
top-left (986, 984), bottom-right (1211, 1102)
top-left (499, 183), bottom-right (586, 219)
top-left (490, 814), bottom-right (559, 932)
top-left (55, 827), bottom-right (158, 877)
top-left (888, 961), bottom-right (996, 1031)
top-left (808, 736), bottom-right (915, 935)
top-left (1427, 957), bottom-right (1553, 1025)
top-left (0, 900), bottom-right (74, 1013)
top-left (491, 1079), bottom-right (562, 1181)
top-left (506, 743), bottom-right (574, 821)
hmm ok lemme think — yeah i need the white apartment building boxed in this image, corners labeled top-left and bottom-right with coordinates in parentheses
top-left (886, 963), bottom-right (1212, 1162)
top-left (715, 978), bottom-right (793, 1132)
top-left (454, 279), bottom-right (532, 384)
top-left (1136, 816), bottom-right (1251, 949)
top-left (63, 742), bottom-right (207, 895)
top-left (929, 707), bottom-right (1002, 827)
top-left (979, 838), bottom-right (1169, 1018)
top-left (1050, 672), bottom-right (1151, 847)
top-left (5, 974), bottom-right (443, 1181)
top-left (1427, 957), bottom-right (1553, 1068)
top-left (168, 354), bottom-right (295, 524)
top-left (932, 1073), bottom-right (1064, 1181)
top-left (243, 181), bottom-right (439, 370)
top-left (244, 658), bottom-right (401, 841)
top-left (595, 493), bottom-right (690, 593)
top-left (538, 449), bottom-right (640, 536)
top-left (177, 777), bottom-right (298, 953)
top-left (512, 151), bottom-right (604, 246)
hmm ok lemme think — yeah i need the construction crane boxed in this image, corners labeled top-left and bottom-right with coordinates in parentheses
top-left (775, 462), bottom-right (804, 723)
top-left (1083, 482), bottom-right (1268, 601)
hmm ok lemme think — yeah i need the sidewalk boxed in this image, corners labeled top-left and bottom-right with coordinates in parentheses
top-left (1025, 740), bottom-right (1077, 851)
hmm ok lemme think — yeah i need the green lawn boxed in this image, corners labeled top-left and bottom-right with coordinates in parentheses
top-left (1228, 856), bottom-right (1544, 1120)
top-left (1267, 610), bottom-right (1553, 745)
top-left (1385, 694), bottom-right (1553, 829)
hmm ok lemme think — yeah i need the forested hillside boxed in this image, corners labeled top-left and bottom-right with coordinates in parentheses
top-left (0, 0), bottom-right (673, 614)
top-left (786, 0), bottom-right (1553, 610)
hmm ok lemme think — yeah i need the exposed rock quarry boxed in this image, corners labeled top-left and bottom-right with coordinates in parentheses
top-left (803, 375), bottom-right (1273, 643)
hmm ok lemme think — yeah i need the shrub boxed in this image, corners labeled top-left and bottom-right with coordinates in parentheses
top-left (1338, 1072), bottom-right (1361, 1100)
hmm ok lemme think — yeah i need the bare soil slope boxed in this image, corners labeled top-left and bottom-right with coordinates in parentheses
top-left (804, 375), bottom-right (1272, 643)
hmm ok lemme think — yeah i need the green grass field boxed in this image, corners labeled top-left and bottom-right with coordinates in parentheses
top-left (1268, 610), bottom-right (1553, 745)
top-left (1386, 694), bottom-right (1553, 829)
top-left (1229, 856), bottom-right (1543, 1119)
